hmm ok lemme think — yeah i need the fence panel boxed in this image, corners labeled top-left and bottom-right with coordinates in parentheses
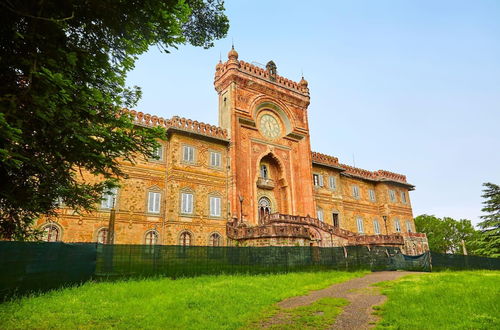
top-left (430, 252), bottom-right (500, 271)
top-left (0, 242), bottom-right (96, 301)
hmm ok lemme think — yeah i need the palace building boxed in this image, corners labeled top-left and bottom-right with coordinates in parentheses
top-left (37, 48), bottom-right (428, 255)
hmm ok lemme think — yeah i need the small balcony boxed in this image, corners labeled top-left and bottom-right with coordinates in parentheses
top-left (257, 177), bottom-right (275, 190)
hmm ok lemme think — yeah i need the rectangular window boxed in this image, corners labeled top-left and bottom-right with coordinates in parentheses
top-left (373, 219), bottom-right (381, 235)
top-left (394, 219), bottom-right (401, 232)
top-left (317, 209), bottom-right (324, 221)
top-left (101, 188), bottom-right (118, 209)
top-left (313, 174), bottom-right (319, 186)
top-left (182, 145), bottom-right (195, 163)
top-left (369, 189), bottom-right (376, 202)
top-left (400, 191), bottom-right (407, 203)
top-left (148, 191), bottom-right (161, 214)
top-left (332, 213), bottom-right (339, 227)
top-left (329, 176), bottom-right (336, 190)
top-left (210, 151), bottom-right (221, 168)
top-left (181, 192), bottom-right (194, 214)
top-left (210, 196), bottom-right (221, 217)
top-left (389, 189), bottom-right (396, 202)
top-left (406, 220), bottom-right (413, 233)
top-left (152, 144), bottom-right (163, 160)
top-left (352, 185), bottom-right (360, 199)
top-left (319, 175), bottom-right (324, 187)
top-left (357, 217), bottom-right (364, 234)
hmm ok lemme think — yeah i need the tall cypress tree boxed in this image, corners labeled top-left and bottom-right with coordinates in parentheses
top-left (476, 183), bottom-right (500, 257)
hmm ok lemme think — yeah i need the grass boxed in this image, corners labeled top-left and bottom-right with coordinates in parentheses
top-left (374, 271), bottom-right (500, 329)
top-left (0, 270), bottom-right (366, 329)
top-left (245, 297), bottom-right (348, 330)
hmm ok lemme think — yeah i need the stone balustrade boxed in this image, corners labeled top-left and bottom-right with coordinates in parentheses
top-left (347, 234), bottom-right (404, 246)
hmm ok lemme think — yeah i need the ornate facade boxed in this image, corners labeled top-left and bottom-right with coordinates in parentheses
top-left (37, 48), bottom-right (428, 255)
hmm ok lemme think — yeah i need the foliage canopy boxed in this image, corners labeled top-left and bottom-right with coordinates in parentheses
top-left (0, 0), bottom-right (229, 239)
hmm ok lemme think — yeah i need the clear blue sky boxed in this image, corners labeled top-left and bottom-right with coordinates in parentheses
top-left (126, 0), bottom-right (500, 226)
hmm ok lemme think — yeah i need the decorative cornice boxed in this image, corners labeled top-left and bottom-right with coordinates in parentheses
top-left (124, 109), bottom-right (229, 141)
top-left (311, 151), bottom-right (414, 188)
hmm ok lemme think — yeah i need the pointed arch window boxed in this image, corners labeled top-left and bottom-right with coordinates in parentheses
top-left (41, 224), bottom-right (61, 242)
top-left (258, 197), bottom-right (271, 223)
top-left (209, 233), bottom-right (222, 247)
top-left (179, 231), bottom-right (192, 246)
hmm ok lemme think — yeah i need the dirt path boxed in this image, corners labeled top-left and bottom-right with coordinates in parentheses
top-left (274, 271), bottom-right (423, 329)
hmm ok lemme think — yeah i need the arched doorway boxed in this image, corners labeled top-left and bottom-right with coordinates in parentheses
top-left (258, 197), bottom-right (271, 224)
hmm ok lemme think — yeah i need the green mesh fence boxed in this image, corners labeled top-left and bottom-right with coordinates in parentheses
top-left (0, 242), bottom-right (436, 301)
top-left (0, 242), bottom-right (96, 301)
top-left (430, 252), bottom-right (500, 271)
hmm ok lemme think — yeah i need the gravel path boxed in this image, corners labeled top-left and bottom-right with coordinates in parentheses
top-left (275, 271), bottom-right (423, 329)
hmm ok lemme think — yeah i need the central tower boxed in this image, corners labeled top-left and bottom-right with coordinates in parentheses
top-left (214, 48), bottom-right (315, 224)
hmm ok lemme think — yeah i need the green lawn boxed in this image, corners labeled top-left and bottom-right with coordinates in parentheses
top-left (375, 271), bottom-right (500, 329)
top-left (0, 271), bottom-right (366, 329)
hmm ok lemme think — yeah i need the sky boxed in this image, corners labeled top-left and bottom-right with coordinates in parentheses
top-left (126, 0), bottom-right (500, 226)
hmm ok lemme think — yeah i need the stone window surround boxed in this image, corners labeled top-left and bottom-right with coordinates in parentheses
top-left (179, 188), bottom-right (195, 216)
top-left (328, 175), bottom-right (337, 190)
top-left (373, 218), bottom-right (381, 235)
top-left (313, 173), bottom-right (324, 187)
top-left (356, 216), bottom-right (364, 234)
top-left (181, 144), bottom-right (196, 164)
top-left (40, 222), bottom-right (63, 242)
top-left (332, 211), bottom-right (340, 228)
top-left (100, 187), bottom-right (119, 210)
top-left (352, 185), bottom-right (360, 199)
top-left (95, 227), bottom-right (109, 244)
top-left (208, 192), bottom-right (223, 219)
top-left (208, 149), bottom-right (223, 170)
top-left (144, 229), bottom-right (160, 245)
top-left (146, 186), bottom-right (162, 215)
top-left (149, 142), bottom-right (165, 162)
top-left (178, 230), bottom-right (194, 246)
top-left (208, 231), bottom-right (223, 246)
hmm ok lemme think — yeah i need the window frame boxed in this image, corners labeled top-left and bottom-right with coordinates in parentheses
top-left (180, 191), bottom-right (194, 215)
top-left (369, 189), bottom-right (376, 202)
top-left (209, 195), bottom-right (222, 218)
top-left (209, 150), bottom-right (222, 169)
top-left (316, 207), bottom-right (324, 222)
top-left (373, 219), bottom-right (381, 235)
top-left (352, 185), bottom-right (360, 199)
top-left (389, 189), bottom-right (396, 202)
top-left (151, 143), bottom-right (164, 161)
top-left (182, 145), bottom-right (196, 164)
top-left (400, 191), bottom-right (407, 203)
top-left (394, 218), bottom-right (402, 232)
top-left (100, 187), bottom-right (118, 210)
top-left (147, 190), bottom-right (161, 214)
top-left (332, 212), bottom-right (340, 228)
top-left (356, 217), bottom-right (364, 234)
top-left (406, 220), bottom-right (413, 233)
top-left (329, 176), bottom-right (336, 190)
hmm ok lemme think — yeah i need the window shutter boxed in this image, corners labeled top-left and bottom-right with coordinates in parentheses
top-left (210, 197), bottom-right (214, 216)
top-left (183, 147), bottom-right (188, 161)
top-left (154, 192), bottom-right (160, 213)
top-left (189, 147), bottom-right (194, 162)
top-left (319, 175), bottom-right (324, 187)
top-left (148, 192), bottom-right (154, 212)
top-left (181, 193), bottom-right (186, 213)
top-left (329, 176), bottom-right (336, 189)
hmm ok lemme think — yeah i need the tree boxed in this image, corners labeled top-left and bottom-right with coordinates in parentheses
top-left (475, 183), bottom-right (500, 257)
top-left (414, 215), bottom-right (477, 254)
top-left (0, 0), bottom-right (229, 239)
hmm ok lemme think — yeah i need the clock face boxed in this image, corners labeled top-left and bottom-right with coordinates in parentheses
top-left (259, 114), bottom-right (281, 139)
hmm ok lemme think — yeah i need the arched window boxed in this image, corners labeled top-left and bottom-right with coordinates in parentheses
top-left (179, 231), bottom-right (192, 246)
top-left (145, 230), bottom-right (159, 245)
top-left (41, 224), bottom-right (60, 242)
top-left (260, 164), bottom-right (268, 179)
top-left (258, 197), bottom-right (271, 223)
top-left (209, 233), bottom-right (222, 247)
top-left (97, 228), bottom-right (109, 244)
